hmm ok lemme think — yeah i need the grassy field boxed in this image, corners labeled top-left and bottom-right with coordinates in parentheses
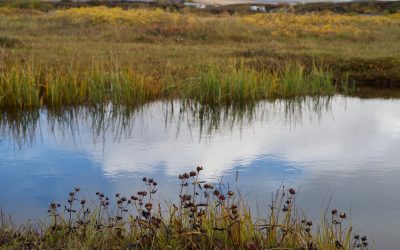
top-left (0, 167), bottom-right (368, 249)
top-left (0, 6), bottom-right (399, 107)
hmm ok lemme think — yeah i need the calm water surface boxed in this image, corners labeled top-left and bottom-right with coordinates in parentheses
top-left (1, 96), bottom-right (400, 249)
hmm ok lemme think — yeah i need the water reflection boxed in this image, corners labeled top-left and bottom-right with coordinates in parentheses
top-left (1, 97), bottom-right (332, 149)
top-left (1, 96), bottom-right (400, 249)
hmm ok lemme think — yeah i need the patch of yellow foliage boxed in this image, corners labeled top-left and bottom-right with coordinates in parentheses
top-left (52, 7), bottom-right (184, 25)
top-left (48, 7), bottom-right (400, 38)
top-left (242, 12), bottom-right (400, 37)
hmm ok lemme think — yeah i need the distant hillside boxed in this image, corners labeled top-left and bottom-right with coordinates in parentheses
top-left (293, 1), bottom-right (400, 14)
top-left (1, 0), bottom-right (399, 14)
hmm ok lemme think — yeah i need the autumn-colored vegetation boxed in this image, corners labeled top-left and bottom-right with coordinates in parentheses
top-left (43, 7), bottom-right (400, 38)
top-left (0, 6), bottom-right (399, 108)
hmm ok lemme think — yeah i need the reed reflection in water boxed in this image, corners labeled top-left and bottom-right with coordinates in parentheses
top-left (1, 96), bottom-right (332, 149)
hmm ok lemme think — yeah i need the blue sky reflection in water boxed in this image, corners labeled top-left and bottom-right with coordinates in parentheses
top-left (1, 96), bottom-right (400, 249)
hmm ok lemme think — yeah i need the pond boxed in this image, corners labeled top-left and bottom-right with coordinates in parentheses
top-left (1, 96), bottom-right (400, 249)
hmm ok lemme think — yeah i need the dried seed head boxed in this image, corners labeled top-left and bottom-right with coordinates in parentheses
top-left (331, 209), bottom-right (338, 215)
top-left (190, 171), bottom-right (197, 177)
top-left (288, 188), bottom-right (296, 195)
top-left (145, 203), bottom-right (153, 210)
top-left (246, 242), bottom-right (259, 250)
top-left (75, 187), bottom-right (80, 192)
top-left (339, 212), bottom-right (347, 219)
top-left (196, 166), bottom-right (203, 172)
top-left (137, 191), bottom-right (147, 196)
top-left (213, 190), bottom-right (220, 196)
top-left (50, 202), bottom-right (57, 209)
top-left (180, 194), bottom-right (191, 201)
top-left (227, 191), bottom-right (234, 197)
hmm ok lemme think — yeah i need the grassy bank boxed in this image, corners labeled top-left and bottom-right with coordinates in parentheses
top-left (0, 167), bottom-right (368, 249)
top-left (0, 59), bottom-right (340, 107)
top-left (0, 7), bottom-right (399, 107)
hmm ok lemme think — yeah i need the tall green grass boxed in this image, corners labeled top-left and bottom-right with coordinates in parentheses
top-left (183, 62), bottom-right (338, 104)
top-left (0, 60), bottom-right (342, 108)
top-left (0, 62), bottom-right (159, 108)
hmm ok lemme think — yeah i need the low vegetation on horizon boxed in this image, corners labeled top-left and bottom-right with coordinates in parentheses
top-left (0, 167), bottom-right (369, 249)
